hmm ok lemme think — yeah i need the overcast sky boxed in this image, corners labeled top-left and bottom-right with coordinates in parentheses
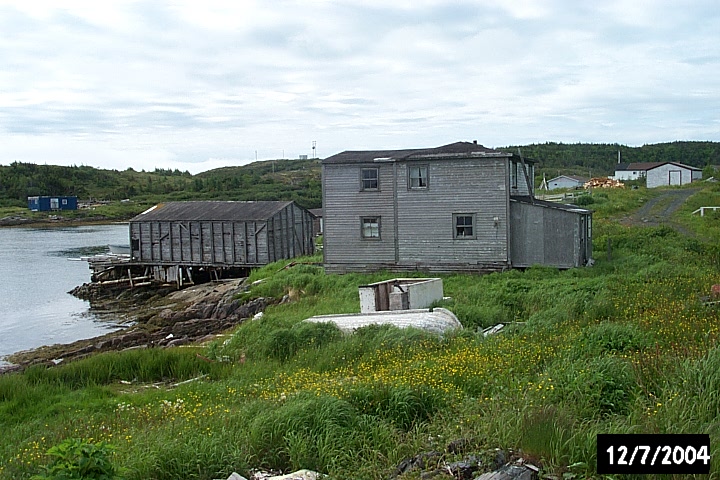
top-left (1, 1), bottom-right (718, 174)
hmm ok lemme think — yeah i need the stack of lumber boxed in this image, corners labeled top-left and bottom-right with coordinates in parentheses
top-left (584, 177), bottom-right (625, 189)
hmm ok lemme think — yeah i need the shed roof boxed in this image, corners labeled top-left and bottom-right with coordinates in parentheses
top-left (615, 162), bottom-right (665, 171)
top-left (548, 175), bottom-right (588, 183)
top-left (129, 201), bottom-right (294, 222)
top-left (323, 141), bottom-right (513, 164)
top-left (645, 161), bottom-right (701, 171)
top-left (511, 195), bottom-right (593, 214)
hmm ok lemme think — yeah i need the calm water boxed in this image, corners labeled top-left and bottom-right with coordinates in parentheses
top-left (0, 224), bottom-right (129, 365)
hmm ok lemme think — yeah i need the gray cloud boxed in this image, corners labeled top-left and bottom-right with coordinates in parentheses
top-left (0, 1), bottom-right (718, 173)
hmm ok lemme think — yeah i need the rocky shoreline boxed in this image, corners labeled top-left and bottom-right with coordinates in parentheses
top-left (0, 213), bottom-right (123, 228)
top-left (2, 277), bottom-right (272, 374)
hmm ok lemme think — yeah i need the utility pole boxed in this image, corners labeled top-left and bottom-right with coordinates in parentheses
top-left (312, 141), bottom-right (317, 159)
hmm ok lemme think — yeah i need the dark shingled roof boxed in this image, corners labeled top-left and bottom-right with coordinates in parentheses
top-left (322, 142), bottom-right (509, 164)
top-left (130, 201), bottom-right (294, 222)
top-left (615, 162), bottom-right (664, 171)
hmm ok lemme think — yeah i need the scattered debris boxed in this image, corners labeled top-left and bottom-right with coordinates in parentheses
top-left (390, 444), bottom-right (540, 480)
top-left (482, 324), bottom-right (505, 336)
top-left (220, 470), bottom-right (325, 480)
top-left (170, 374), bottom-right (209, 389)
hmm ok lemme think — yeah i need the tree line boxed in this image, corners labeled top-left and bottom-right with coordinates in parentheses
top-left (500, 141), bottom-right (720, 178)
top-left (2, 142), bottom-right (718, 208)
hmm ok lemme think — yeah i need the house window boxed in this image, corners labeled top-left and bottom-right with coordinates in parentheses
top-left (361, 217), bottom-right (380, 239)
top-left (510, 162), bottom-right (518, 189)
top-left (408, 165), bottom-right (428, 189)
top-left (61, 198), bottom-right (68, 205)
top-left (361, 168), bottom-right (379, 190)
top-left (453, 214), bottom-right (475, 239)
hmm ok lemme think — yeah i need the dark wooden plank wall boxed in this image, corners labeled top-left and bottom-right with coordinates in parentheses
top-left (509, 201), bottom-right (591, 268)
top-left (132, 220), bottom-right (267, 266)
top-left (267, 203), bottom-right (315, 262)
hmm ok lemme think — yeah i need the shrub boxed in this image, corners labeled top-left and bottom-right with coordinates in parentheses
top-left (575, 194), bottom-right (595, 206)
top-left (579, 321), bottom-right (653, 356)
top-left (261, 322), bottom-right (343, 361)
top-left (248, 394), bottom-right (356, 471)
top-left (346, 384), bottom-right (445, 430)
top-left (544, 356), bottom-right (637, 418)
top-left (31, 438), bottom-right (122, 480)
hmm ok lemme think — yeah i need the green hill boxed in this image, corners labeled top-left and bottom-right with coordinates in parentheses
top-left (2, 141), bottom-right (719, 214)
top-left (0, 159), bottom-right (321, 217)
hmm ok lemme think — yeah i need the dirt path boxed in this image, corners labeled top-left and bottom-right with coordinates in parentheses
top-left (620, 187), bottom-right (700, 235)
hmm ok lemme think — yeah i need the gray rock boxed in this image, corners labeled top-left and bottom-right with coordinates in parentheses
top-left (474, 464), bottom-right (536, 480)
top-left (220, 473), bottom-right (248, 480)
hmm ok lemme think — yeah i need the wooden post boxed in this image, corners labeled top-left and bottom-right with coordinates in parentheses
top-left (128, 268), bottom-right (134, 288)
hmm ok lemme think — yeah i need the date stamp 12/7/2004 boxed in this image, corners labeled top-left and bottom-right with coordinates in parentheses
top-left (597, 434), bottom-right (710, 475)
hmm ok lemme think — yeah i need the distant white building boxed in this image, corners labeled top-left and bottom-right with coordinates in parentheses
top-left (547, 175), bottom-right (588, 190)
top-left (612, 162), bottom-right (660, 181)
top-left (612, 162), bottom-right (702, 187)
top-left (646, 162), bottom-right (701, 188)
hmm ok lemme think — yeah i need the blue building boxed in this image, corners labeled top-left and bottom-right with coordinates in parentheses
top-left (28, 196), bottom-right (78, 211)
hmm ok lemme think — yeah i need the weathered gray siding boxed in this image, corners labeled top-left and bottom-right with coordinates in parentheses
top-left (323, 163), bottom-right (397, 272)
top-left (395, 158), bottom-right (508, 268)
top-left (267, 202), bottom-right (316, 263)
top-left (509, 159), bottom-right (534, 196)
top-left (510, 200), bottom-right (592, 268)
top-left (323, 157), bottom-right (511, 273)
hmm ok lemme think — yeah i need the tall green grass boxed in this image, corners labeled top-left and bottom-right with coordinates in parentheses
top-left (4, 187), bottom-right (720, 479)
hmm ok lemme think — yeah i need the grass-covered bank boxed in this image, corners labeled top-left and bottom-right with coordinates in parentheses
top-left (3, 185), bottom-right (720, 479)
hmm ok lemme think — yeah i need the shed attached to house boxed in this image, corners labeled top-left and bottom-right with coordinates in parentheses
top-left (645, 162), bottom-right (701, 188)
top-left (129, 201), bottom-right (314, 268)
top-left (510, 197), bottom-right (592, 268)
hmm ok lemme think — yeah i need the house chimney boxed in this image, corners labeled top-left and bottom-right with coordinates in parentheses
top-left (473, 140), bottom-right (477, 144)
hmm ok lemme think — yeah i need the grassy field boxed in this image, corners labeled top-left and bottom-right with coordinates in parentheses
top-left (2, 184), bottom-right (720, 479)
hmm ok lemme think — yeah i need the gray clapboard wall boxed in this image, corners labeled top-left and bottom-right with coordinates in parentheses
top-left (129, 201), bottom-right (314, 267)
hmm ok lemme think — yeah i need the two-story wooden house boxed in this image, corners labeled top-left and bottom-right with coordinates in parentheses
top-left (322, 141), bottom-right (592, 273)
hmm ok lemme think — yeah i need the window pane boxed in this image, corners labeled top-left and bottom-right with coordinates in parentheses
top-left (409, 166), bottom-right (428, 188)
top-left (362, 217), bottom-right (380, 238)
top-left (454, 215), bottom-right (474, 238)
top-left (361, 168), bottom-right (378, 190)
